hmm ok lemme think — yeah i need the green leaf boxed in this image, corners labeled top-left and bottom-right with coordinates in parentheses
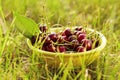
top-left (13, 12), bottom-right (40, 38)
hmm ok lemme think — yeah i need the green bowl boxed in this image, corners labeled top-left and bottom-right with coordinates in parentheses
top-left (27, 27), bottom-right (106, 67)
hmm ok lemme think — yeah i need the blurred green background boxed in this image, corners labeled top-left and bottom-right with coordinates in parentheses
top-left (0, 0), bottom-right (120, 80)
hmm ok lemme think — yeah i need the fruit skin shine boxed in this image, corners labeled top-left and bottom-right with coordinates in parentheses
top-left (57, 46), bottom-right (66, 52)
top-left (42, 37), bottom-right (51, 46)
top-left (81, 39), bottom-right (92, 50)
top-left (48, 33), bottom-right (58, 42)
top-left (46, 44), bottom-right (56, 52)
top-left (64, 28), bottom-right (72, 37)
top-left (76, 46), bottom-right (86, 52)
top-left (71, 40), bottom-right (79, 49)
top-left (77, 34), bottom-right (86, 43)
top-left (31, 36), bottom-right (36, 44)
top-left (68, 35), bottom-right (76, 42)
top-left (31, 26), bottom-right (99, 53)
top-left (39, 25), bottom-right (47, 32)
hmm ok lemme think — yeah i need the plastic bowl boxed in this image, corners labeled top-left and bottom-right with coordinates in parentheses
top-left (27, 27), bottom-right (106, 67)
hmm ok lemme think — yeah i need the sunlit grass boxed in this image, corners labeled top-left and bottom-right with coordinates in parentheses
top-left (0, 0), bottom-right (120, 80)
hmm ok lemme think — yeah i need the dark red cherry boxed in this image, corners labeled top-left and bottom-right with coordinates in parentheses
top-left (46, 44), bottom-right (56, 52)
top-left (64, 28), bottom-right (72, 37)
top-left (41, 36), bottom-right (51, 46)
top-left (39, 24), bottom-right (47, 32)
top-left (77, 34), bottom-right (86, 43)
top-left (76, 46), bottom-right (86, 52)
top-left (62, 36), bottom-right (68, 42)
top-left (57, 46), bottom-right (66, 52)
top-left (42, 46), bottom-right (47, 51)
top-left (31, 36), bottom-right (37, 44)
top-left (76, 31), bottom-right (83, 36)
top-left (61, 31), bottom-right (66, 36)
top-left (91, 38), bottom-right (99, 48)
top-left (81, 39), bottom-right (92, 50)
top-left (57, 35), bottom-right (63, 43)
top-left (68, 35), bottom-right (76, 41)
top-left (71, 40), bottom-right (79, 49)
top-left (48, 33), bottom-right (58, 42)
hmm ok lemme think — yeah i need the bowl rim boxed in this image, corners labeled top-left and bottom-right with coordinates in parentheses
top-left (27, 28), bottom-right (106, 56)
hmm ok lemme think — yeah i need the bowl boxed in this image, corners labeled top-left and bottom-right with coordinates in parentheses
top-left (27, 27), bottom-right (106, 67)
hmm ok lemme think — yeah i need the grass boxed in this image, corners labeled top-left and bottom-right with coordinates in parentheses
top-left (0, 0), bottom-right (120, 80)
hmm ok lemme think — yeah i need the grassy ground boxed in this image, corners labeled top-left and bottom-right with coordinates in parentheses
top-left (0, 0), bottom-right (120, 80)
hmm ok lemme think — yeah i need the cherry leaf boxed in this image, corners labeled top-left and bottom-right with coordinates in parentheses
top-left (14, 12), bottom-right (40, 38)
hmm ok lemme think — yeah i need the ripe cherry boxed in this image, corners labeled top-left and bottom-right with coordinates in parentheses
top-left (76, 46), bottom-right (86, 52)
top-left (42, 46), bottom-right (47, 51)
top-left (31, 36), bottom-right (36, 44)
top-left (42, 36), bottom-right (51, 46)
top-left (71, 40), bottom-right (79, 49)
top-left (57, 46), bottom-right (66, 52)
top-left (62, 36), bottom-right (68, 42)
top-left (75, 31), bottom-right (83, 36)
top-left (81, 39), bottom-right (92, 50)
top-left (46, 44), bottom-right (56, 52)
top-left (39, 24), bottom-right (47, 32)
top-left (92, 38), bottom-right (99, 48)
top-left (48, 33), bottom-right (58, 42)
top-left (68, 35), bottom-right (76, 41)
top-left (64, 28), bottom-right (72, 37)
top-left (77, 34), bottom-right (86, 43)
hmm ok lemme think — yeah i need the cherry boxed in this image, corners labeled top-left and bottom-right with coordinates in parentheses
top-left (31, 36), bottom-right (36, 44)
top-left (61, 31), bottom-right (66, 36)
top-left (57, 46), bottom-right (66, 52)
top-left (76, 46), bottom-right (86, 52)
top-left (41, 36), bottom-right (51, 46)
top-left (42, 46), bottom-right (47, 51)
top-left (48, 33), bottom-right (58, 42)
top-left (68, 35), bottom-right (76, 41)
top-left (57, 35), bottom-right (63, 43)
top-left (77, 34), bottom-right (86, 43)
top-left (71, 40), bottom-right (79, 49)
top-left (46, 44), bottom-right (56, 52)
top-left (64, 28), bottom-right (72, 37)
top-left (57, 35), bottom-right (68, 43)
top-left (39, 24), bottom-right (47, 32)
top-left (71, 40), bottom-right (79, 45)
top-left (62, 36), bottom-right (68, 42)
top-left (95, 40), bottom-right (99, 47)
top-left (92, 38), bottom-right (99, 48)
top-left (31, 26), bottom-right (98, 53)
top-left (75, 31), bottom-right (85, 37)
top-left (81, 39), bottom-right (92, 50)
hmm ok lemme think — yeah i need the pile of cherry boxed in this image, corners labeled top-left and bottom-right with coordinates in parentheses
top-left (31, 25), bottom-right (99, 53)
